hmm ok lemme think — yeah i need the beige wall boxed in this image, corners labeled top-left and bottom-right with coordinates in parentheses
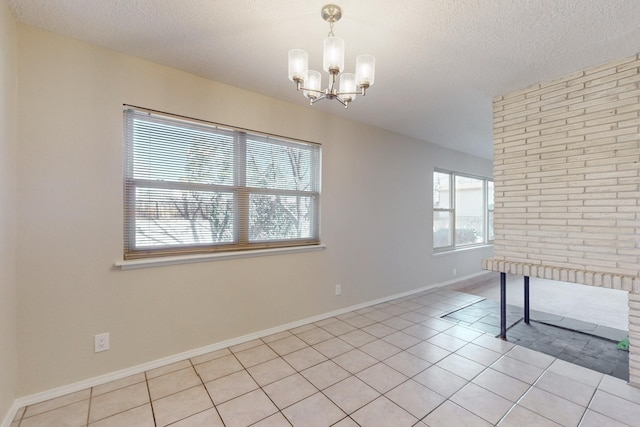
top-left (0, 0), bottom-right (18, 419)
top-left (14, 24), bottom-right (492, 397)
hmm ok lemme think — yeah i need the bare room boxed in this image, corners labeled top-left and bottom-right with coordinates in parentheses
top-left (1, 1), bottom-right (640, 426)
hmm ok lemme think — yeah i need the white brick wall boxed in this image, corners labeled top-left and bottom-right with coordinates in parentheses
top-left (486, 53), bottom-right (640, 385)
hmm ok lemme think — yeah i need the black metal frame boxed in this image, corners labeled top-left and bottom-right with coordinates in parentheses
top-left (499, 272), bottom-right (530, 340)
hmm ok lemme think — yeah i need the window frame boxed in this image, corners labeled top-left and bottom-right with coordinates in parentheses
top-left (433, 169), bottom-right (493, 253)
top-left (123, 106), bottom-right (321, 260)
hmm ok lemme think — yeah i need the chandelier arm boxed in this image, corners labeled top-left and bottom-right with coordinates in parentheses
top-left (335, 96), bottom-right (349, 108)
top-left (310, 94), bottom-right (327, 105)
top-left (296, 85), bottom-right (325, 95)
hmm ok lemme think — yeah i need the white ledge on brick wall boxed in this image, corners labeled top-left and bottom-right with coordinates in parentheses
top-left (115, 244), bottom-right (326, 270)
top-left (482, 258), bottom-right (640, 293)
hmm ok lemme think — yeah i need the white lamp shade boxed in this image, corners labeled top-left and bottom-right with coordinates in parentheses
top-left (323, 36), bottom-right (345, 73)
top-left (355, 54), bottom-right (375, 87)
top-left (304, 70), bottom-right (322, 99)
top-left (288, 49), bottom-right (308, 82)
top-left (339, 73), bottom-right (356, 102)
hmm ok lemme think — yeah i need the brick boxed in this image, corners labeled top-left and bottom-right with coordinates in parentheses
top-left (619, 187), bottom-right (640, 203)
top-left (585, 68), bottom-right (639, 88)
top-left (568, 80), bottom-right (618, 99)
top-left (619, 117), bottom-right (640, 128)
top-left (568, 123), bottom-right (617, 137)
top-left (493, 127), bottom-right (527, 139)
top-left (584, 170), bottom-right (637, 180)
top-left (616, 57), bottom-right (640, 72)
top-left (585, 184), bottom-right (637, 193)
top-left (619, 176), bottom-right (640, 185)
top-left (503, 131), bottom-right (542, 143)
top-left (567, 94), bottom-right (619, 112)
top-left (534, 81), bottom-right (569, 97)
top-left (540, 122), bottom-right (585, 135)
top-left (584, 84), bottom-right (639, 103)
top-left (619, 88), bottom-right (640, 100)
top-left (525, 118), bottom-right (566, 132)
top-left (540, 148), bottom-right (584, 159)
top-left (500, 107), bottom-right (531, 121)
top-left (617, 162), bottom-right (640, 172)
top-left (543, 174), bottom-right (586, 184)
top-left (614, 147), bottom-right (640, 157)
top-left (540, 200), bottom-right (583, 207)
top-left (568, 66), bottom-right (617, 86)
top-left (587, 154), bottom-right (639, 167)
top-left (618, 74), bottom-right (640, 86)
top-left (501, 116), bottom-right (534, 130)
top-left (617, 103), bottom-right (640, 114)
top-left (572, 164), bottom-right (616, 174)
top-left (585, 97), bottom-right (639, 114)
top-left (542, 136), bottom-right (587, 149)
top-left (584, 126), bottom-right (638, 140)
top-left (568, 206), bottom-right (616, 213)
top-left (495, 92), bottom-right (525, 106)
top-left (525, 144), bottom-right (568, 156)
top-left (540, 161), bottom-right (585, 172)
top-left (601, 54), bottom-right (639, 71)
top-left (527, 106), bottom-right (570, 120)
top-left (568, 192), bottom-right (618, 200)
top-left (504, 94), bottom-right (543, 110)
top-left (527, 94), bottom-right (569, 110)
top-left (584, 140), bottom-right (637, 153)
top-left (542, 96), bottom-right (585, 111)
top-left (526, 156), bottom-right (573, 167)
top-left (541, 108), bottom-right (586, 122)
top-left (566, 108), bottom-right (616, 124)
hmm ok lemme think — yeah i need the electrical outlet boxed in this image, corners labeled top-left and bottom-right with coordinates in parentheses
top-left (335, 284), bottom-right (342, 295)
top-left (94, 333), bottom-right (109, 352)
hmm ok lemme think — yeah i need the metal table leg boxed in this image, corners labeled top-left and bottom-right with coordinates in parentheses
top-left (500, 272), bottom-right (507, 339)
top-left (524, 276), bottom-right (530, 324)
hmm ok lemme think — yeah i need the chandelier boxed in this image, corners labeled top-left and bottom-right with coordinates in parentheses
top-left (287, 4), bottom-right (375, 108)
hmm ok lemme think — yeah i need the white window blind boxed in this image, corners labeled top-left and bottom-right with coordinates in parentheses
top-left (123, 107), bottom-right (321, 259)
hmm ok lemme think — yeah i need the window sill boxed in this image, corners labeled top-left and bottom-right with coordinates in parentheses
top-left (114, 244), bottom-right (327, 270)
top-left (433, 244), bottom-right (493, 256)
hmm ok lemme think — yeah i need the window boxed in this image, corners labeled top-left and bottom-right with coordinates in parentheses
top-left (433, 170), bottom-right (493, 251)
top-left (123, 107), bottom-right (321, 259)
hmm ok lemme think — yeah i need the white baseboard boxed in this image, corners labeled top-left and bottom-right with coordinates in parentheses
top-left (2, 272), bottom-right (484, 426)
top-left (437, 270), bottom-right (496, 288)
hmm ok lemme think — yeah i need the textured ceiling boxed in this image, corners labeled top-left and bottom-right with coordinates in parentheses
top-left (7, 0), bottom-right (640, 159)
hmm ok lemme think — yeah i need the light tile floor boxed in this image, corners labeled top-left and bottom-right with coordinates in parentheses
top-left (11, 288), bottom-right (640, 426)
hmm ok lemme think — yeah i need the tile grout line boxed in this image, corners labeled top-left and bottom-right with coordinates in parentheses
top-left (85, 386), bottom-right (93, 427)
top-left (252, 355), bottom-right (298, 425)
top-left (142, 372), bottom-right (157, 427)
top-left (230, 338), bottom-right (297, 426)
top-left (494, 349), bottom-right (547, 427)
top-left (503, 349), bottom-right (593, 427)
top-left (575, 376), bottom-right (602, 427)
top-left (189, 356), bottom-right (228, 427)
